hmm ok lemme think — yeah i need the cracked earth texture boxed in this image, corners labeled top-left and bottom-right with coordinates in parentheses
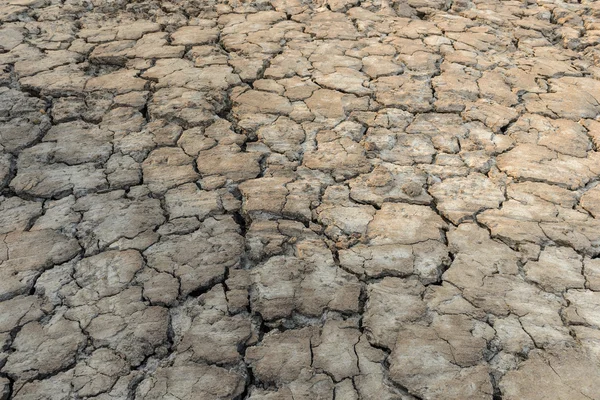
top-left (1, 0), bottom-right (600, 398)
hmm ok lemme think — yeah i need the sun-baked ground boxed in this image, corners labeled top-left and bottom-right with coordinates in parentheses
top-left (1, 0), bottom-right (600, 398)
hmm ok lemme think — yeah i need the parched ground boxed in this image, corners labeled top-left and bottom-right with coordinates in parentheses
top-left (1, 0), bottom-right (600, 398)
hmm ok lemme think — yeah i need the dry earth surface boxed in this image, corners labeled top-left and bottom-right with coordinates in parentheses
top-left (1, 0), bottom-right (600, 398)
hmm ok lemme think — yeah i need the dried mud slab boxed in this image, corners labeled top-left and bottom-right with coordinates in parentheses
top-left (1, 0), bottom-right (600, 399)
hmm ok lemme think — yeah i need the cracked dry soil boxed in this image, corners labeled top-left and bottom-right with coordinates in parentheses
top-left (1, 0), bottom-right (600, 398)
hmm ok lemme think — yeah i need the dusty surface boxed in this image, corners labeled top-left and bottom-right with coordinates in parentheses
top-left (1, 0), bottom-right (600, 398)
